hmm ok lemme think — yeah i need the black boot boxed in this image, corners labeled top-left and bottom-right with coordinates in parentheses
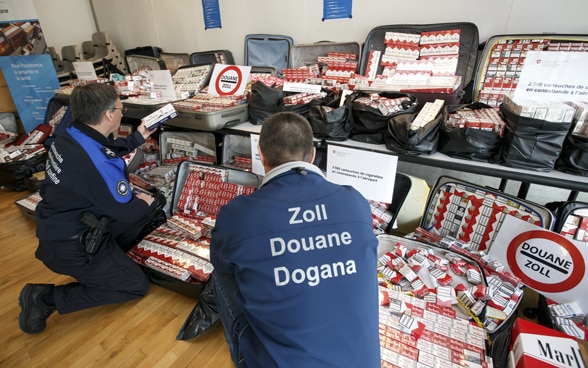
top-left (18, 283), bottom-right (56, 334)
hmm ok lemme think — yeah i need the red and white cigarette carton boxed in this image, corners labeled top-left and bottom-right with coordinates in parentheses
top-left (510, 318), bottom-right (586, 368)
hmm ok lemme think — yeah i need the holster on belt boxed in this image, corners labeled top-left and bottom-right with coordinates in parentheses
top-left (79, 212), bottom-right (109, 255)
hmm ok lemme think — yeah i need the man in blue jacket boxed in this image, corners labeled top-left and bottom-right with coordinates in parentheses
top-left (18, 83), bottom-right (164, 334)
top-left (211, 112), bottom-right (380, 367)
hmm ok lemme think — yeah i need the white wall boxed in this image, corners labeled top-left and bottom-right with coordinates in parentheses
top-left (33, 0), bottom-right (588, 65)
top-left (32, 0), bottom-right (96, 55)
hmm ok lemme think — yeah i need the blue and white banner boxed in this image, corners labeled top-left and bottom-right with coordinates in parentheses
top-left (0, 54), bottom-right (59, 132)
top-left (202, 0), bottom-right (222, 30)
top-left (323, 0), bottom-right (353, 21)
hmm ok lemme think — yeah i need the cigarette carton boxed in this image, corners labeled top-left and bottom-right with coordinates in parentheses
top-left (510, 318), bottom-right (586, 368)
top-left (143, 103), bottom-right (178, 130)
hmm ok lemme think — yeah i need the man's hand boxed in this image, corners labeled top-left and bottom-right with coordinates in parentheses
top-left (135, 191), bottom-right (155, 206)
top-left (136, 120), bottom-right (156, 141)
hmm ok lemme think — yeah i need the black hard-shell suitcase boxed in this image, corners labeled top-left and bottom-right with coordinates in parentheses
top-left (244, 34), bottom-right (294, 77)
top-left (548, 200), bottom-right (588, 243)
top-left (122, 63), bottom-right (214, 123)
top-left (128, 160), bottom-right (260, 298)
top-left (420, 176), bottom-right (555, 252)
top-left (125, 54), bottom-right (167, 74)
top-left (189, 49), bottom-right (235, 66)
top-left (414, 175), bottom-right (556, 365)
top-left (124, 46), bottom-right (162, 72)
top-left (532, 200), bottom-right (588, 339)
top-left (418, 176), bottom-right (555, 324)
top-left (358, 22), bottom-right (480, 104)
top-left (470, 34), bottom-right (588, 173)
top-left (290, 41), bottom-right (360, 71)
top-left (471, 34), bottom-right (588, 108)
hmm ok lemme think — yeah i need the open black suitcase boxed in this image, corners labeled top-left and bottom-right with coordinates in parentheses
top-left (358, 22), bottom-right (480, 105)
top-left (536, 200), bottom-right (588, 337)
top-left (290, 41), bottom-right (361, 71)
top-left (127, 160), bottom-right (260, 298)
top-left (412, 175), bottom-right (556, 366)
top-left (374, 175), bottom-right (557, 367)
top-left (471, 33), bottom-right (588, 108)
top-left (469, 33), bottom-right (588, 174)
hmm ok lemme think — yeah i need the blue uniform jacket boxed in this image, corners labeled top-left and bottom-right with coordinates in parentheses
top-left (211, 161), bottom-right (381, 368)
top-left (35, 120), bottom-right (150, 241)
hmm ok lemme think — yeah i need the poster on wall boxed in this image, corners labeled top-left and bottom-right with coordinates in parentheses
top-left (0, 0), bottom-right (55, 132)
top-left (202, 0), bottom-right (222, 30)
top-left (0, 0), bottom-right (47, 56)
top-left (323, 0), bottom-right (353, 21)
top-left (0, 55), bottom-right (60, 132)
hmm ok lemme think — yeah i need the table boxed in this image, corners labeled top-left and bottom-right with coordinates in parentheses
top-left (225, 122), bottom-right (587, 201)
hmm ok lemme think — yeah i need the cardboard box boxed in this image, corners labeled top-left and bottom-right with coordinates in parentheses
top-left (0, 69), bottom-right (16, 113)
top-left (510, 318), bottom-right (586, 368)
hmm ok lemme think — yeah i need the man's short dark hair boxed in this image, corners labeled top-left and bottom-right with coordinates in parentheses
top-left (70, 83), bottom-right (119, 125)
top-left (259, 112), bottom-right (314, 168)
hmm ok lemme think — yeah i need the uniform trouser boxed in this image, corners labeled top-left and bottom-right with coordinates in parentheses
top-left (212, 272), bottom-right (250, 368)
top-left (35, 234), bottom-right (150, 314)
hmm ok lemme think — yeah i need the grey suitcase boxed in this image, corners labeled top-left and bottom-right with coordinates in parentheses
top-left (244, 34), bottom-right (293, 77)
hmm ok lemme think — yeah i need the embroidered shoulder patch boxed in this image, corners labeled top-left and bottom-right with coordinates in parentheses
top-left (116, 180), bottom-right (130, 197)
top-left (101, 147), bottom-right (117, 159)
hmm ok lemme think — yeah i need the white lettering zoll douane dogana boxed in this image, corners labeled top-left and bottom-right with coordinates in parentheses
top-left (270, 204), bottom-right (357, 287)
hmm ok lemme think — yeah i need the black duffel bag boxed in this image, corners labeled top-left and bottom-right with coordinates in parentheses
top-left (350, 91), bottom-right (417, 144)
top-left (384, 102), bottom-right (444, 155)
top-left (308, 96), bottom-right (354, 141)
top-left (248, 81), bottom-right (329, 125)
top-left (438, 102), bottom-right (504, 162)
top-left (555, 131), bottom-right (588, 176)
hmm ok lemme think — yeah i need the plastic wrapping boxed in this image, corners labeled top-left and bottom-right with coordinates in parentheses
top-left (0, 150), bottom-right (47, 191)
top-left (176, 279), bottom-right (219, 340)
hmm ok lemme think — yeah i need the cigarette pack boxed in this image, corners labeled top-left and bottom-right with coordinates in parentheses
top-left (510, 318), bottom-right (585, 368)
top-left (143, 103), bottom-right (178, 130)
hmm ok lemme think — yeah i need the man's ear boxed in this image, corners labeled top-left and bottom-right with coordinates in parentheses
top-left (308, 147), bottom-right (316, 164)
top-left (258, 144), bottom-right (266, 166)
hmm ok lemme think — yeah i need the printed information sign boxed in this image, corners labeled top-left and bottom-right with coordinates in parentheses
top-left (514, 51), bottom-right (588, 102)
top-left (326, 144), bottom-right (397, 203)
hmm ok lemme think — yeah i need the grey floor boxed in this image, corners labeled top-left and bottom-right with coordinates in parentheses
top-left (397, 161), bottom-right (588, 208)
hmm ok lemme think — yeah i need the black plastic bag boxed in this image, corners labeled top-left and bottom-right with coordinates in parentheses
top-left (247, 81), bottom-right (320, 125)
top-left (0, 151), bottom-right (48, 191)
top-left (248, 81), bottom-right (285, 125)
top-left (176, 278), bottom-right (220, 340)
top-left (499, 104), bottom-right (572, 172)
top-left (555, 132), bottom-right (588, 176)
top-left (438, 102), bottom-right (504, 162)
top-left (350, 91), bottom-right (417, 144)
top-left (384, 104), bottom-right (444, 155)
top-left (308, 97), bottom-right (353, 141)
